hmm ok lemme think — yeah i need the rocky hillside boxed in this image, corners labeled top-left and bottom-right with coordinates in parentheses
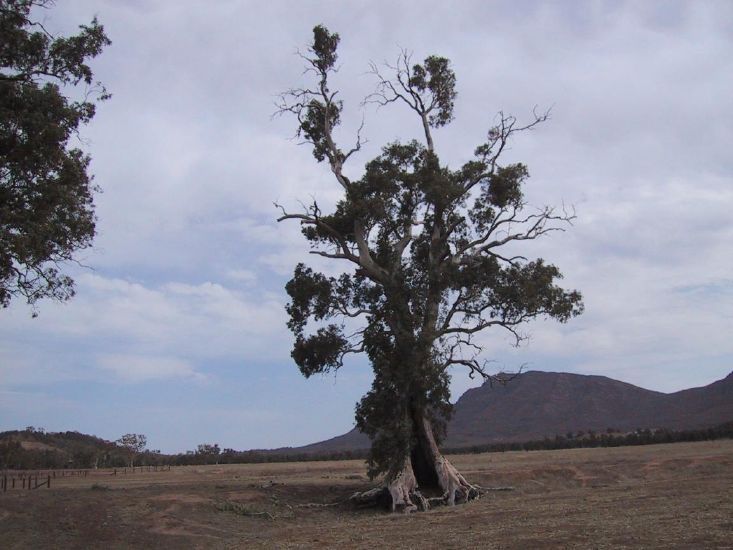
top-left (300, 370), bottom-right (733, 452)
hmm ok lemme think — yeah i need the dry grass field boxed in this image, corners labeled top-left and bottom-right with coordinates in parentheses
top-left (1, 440), bottom-right (731, 549)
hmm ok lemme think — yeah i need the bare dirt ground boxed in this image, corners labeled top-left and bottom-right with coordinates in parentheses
top-left (1, 440), bottom-right (731, 549)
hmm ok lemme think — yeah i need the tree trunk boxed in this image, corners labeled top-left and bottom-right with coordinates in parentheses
top-left (410, 411), bottom-right (480, 505)
top-left (351, 412), bottom-right (479, 512)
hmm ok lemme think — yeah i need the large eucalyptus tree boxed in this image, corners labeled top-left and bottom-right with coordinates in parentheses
top-left (278, 26), bottom-right (583, 512)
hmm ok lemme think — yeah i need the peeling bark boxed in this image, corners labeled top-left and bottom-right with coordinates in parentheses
top-left (386, 456), bottom-right (427, 512)
top-left (413, 412), bottom-right (480, 506)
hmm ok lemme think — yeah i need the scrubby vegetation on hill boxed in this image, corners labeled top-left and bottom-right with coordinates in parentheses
top-left (0, 427), bottom-right (164, 470)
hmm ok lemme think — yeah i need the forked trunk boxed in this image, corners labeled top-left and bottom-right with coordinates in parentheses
top-left (351, 413), bottom-right (480, 513)
top-left (411, 412), bottom-right (479, 505)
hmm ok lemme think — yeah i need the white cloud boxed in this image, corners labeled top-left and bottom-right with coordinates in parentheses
top-left (97, 354), bottom-right (206, 383)
top-left (0, 273), bottom-right (290, 389)
top-left (225, 268), bottom-right (257, 284)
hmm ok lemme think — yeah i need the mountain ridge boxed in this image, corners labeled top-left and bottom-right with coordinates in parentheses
top-left (298, 370), bottom-right (733, 453)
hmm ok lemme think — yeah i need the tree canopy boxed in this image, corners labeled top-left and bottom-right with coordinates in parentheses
top-left (0, 0), bottom-right (110, 313)
top-left (278, 25), bottom-right (583, 510)
top-left (116, 433), bottom-right (146, 467)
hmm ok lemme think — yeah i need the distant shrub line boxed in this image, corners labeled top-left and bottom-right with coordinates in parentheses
top-left (2, 422), bottom-right (731, 470)
top-left (442, 421), bottom-right (733, 455)
top-left (203, 421), bottom-right (733, 465)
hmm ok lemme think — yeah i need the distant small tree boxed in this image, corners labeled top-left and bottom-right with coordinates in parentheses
top-left (116, 433), bottom-right (146, 467)
top-left (220, 448), bottom-right (237, 464)
top-left (196, 443), bottom-right (221, 465)
top-left (93, 449), bottom-right (111, 469)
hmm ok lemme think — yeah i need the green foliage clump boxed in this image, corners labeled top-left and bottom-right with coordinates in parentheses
top-left (0, 0), bottom-right (110, 312)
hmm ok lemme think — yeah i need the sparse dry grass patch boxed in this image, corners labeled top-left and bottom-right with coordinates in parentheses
top-left (0, 440), bottom-right (731, 548)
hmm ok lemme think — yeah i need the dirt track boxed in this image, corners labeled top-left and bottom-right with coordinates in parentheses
top-left (1, 440), bottom-right (731, 549)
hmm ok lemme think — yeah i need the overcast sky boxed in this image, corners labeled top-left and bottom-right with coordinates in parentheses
top-left (1, 0), bottom-right (731, 453)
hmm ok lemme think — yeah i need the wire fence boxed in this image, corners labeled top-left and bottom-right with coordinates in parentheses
top-left (1, 464), bottom-right (172, 492)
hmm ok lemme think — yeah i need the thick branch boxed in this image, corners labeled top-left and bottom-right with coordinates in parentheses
top-left (453, 205), bottom-right (575, 264)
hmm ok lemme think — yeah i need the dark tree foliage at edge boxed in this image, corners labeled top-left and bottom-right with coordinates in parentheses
top-left (0, 0), bottom-right (110, 313)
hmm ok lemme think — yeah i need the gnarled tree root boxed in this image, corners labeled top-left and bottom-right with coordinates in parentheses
top-left (349, 456), bottom-right (480, 513)
top-left (432, 454), bottom-right (481, 505)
